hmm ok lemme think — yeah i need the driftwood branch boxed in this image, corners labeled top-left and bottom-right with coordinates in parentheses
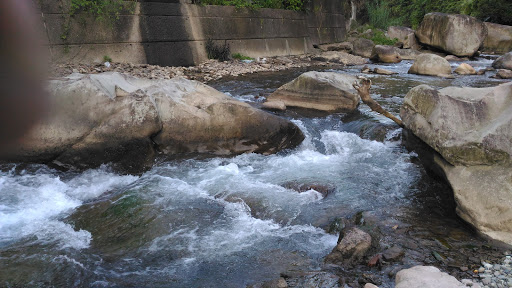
top-left (353, 77), bottom-right (404, 127)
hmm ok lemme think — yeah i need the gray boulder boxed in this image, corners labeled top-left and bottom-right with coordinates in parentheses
top-left (415, 13), bottom-right (487, 57)
top-left (387, 26), bottom-right (415, 43)
top-left (401, 82), bottom-right (512, 245)
top-left (496, 69), bottom-right (512, 79)
top-left (492, 52), bottom-right (512, 70)
top-left (370, 45), bottom-right (402, 63)
top-left (482, 22), bottom-right (512, 54)
top-left (267, 71), bottom-right (360, 112)
top-left (352, 38), bottom-right (375, 58)
top-left (408, 54), bottom-right (452, 77)
top-left (6, 73), bottom-right (304, 172)
top-left (395, 266), bottom-right (465, 288)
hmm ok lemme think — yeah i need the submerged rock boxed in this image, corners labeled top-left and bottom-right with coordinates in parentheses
top-left (267, 71), bottom-right (360, 112)
top-left (415, 13), bottom-right (487, 57)
top-left (324, 227), bottom-right (372, 266)
top-left (400, 82), bottom-right (512, 245)
top-left (370, 45), bottom-right (402, 63)
top-left (5, 72), bottom-right (304, 172)
top-left (496, 69), bottom-right (512, 79)
top-left (395, 266), bottom-right (465, 288)
top-left (408, 54), bottom-right (452, 77)
top-left (482, 22), bottom-right (512, 54)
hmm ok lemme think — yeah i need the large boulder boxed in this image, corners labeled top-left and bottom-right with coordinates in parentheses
top-left (352, 38), bottom-right (375, 58)
top-left (5, 73), bottom-right (304, 172)
top-left (395, 266), bottom-right (465, 288)
top-left (267, 71), bottom-right (360, 112)
top-left (400, 82), bottom-right (512, 245)
top-left (415, 13), bottom-right (487, 57)
top-left (408, 54), bottom-right (452, 77)
top-left (492, 52), bottom-right (512, 70)
top-left (482, 22), bottom-right (512, 53)
top-left (387, 26), bottom-right (415, 43)
top-left (387, 26), bottom-right (419, 49)
top-left (370, 45), bottom-right (402, 63)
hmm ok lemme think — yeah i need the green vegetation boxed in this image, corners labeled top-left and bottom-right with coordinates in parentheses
top-left (205, 39), bottom-right (231, 61)
top-left (365, 0), bottom-right (512, 29)
top-left (103, 55), bottom-right (113, 62)
top-left (358, 25), bottom-right (399, 45)
top-left (232, 53), bottom-right (254, 60)
top-left (70, 0), bottom-right (137, 21)
top-left (197, 0), bottom-right (306, 11)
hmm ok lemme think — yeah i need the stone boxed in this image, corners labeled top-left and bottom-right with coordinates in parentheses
top-left (496, 69), bottom-right (512, 79)
top-left (373, 68), bottom-right (398, 75)
top-left (387, 26), bottom-right (415, 44)
top-left (267, 71), bottom-right (360, 112)
top-left (408, 54), bottom-right (452, 77)
top-left (6, 72), bottom-right (304, 172)
top-left (415, 13), bottom-right (487, 57)
top-left (482, 22), bottom-right (512, 54)
top-left (400, 82), bottom-right (512, 246)
top-left (262, 100), bottom-right (286, 111)
top-left (364, 284), bottom-right (379, 288)
top-left (454, 63), bottom-right (477, 75)
top-left (395, 266), bottom-right (466, 288)
top-left (382, 246), bottom-right (405, 261)
top-left (398, 49), bottom-right (423, 60)
top-left (403, 32), bottom-right (420, 50)
top-left (493, 52), bottom-right (512, 70)
top-left (446, 55), bottom-right (464, 62)
top-left (318, 42), bottom-right (353, 53)
top-left (312, 51), bottom-right (368, 66)
top-left (370, 45), bottom-right (402, 63)
top-left (352, 38), bottom-right (375, 58)
top-left (324, 227), bottom-right (372, 266)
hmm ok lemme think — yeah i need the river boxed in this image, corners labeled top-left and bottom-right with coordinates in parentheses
top-left (0, 57), bottom-right (509, 287)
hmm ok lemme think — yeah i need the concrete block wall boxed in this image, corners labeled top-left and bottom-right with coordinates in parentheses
top-left (37, 0), bottom-right (346, 66)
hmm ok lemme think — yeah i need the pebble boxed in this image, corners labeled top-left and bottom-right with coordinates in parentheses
top-left (473, 252), bottom-right (512, 288)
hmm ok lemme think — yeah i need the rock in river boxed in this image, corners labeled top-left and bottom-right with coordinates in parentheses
top-left (408, 54), bottom-right (452, 77)
top-left (400, 82), bottom-right (512, 246)
top-left (4, 72), bottom-right (304, 172)
top-left (482, 22), bottom-right (512, 54)
top-left (415, 13), bottom-right (487, 57)
top-left (324, 227), bottom-right (372, 266)
top-left (370, 45), bottom-right (402, 63)
top-left (492, 52), bottom-right (512, 70)
top-left (267, 71), bottom-right (360, 112)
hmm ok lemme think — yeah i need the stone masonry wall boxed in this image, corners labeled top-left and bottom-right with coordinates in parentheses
top-left (37, 0), bottom-right (346, 66)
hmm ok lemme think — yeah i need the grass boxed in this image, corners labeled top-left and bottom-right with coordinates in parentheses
top-left (232, 53), bottom-right (254, 60)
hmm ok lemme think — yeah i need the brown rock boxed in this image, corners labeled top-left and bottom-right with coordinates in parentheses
top-left (352, 38), bottom-right (375, 58)
top-left (267, 71), bottom-right (360, 112)
top-left (262, 100), bottom-right (286, 111)
top-left (454, 63), bottom-right (477, 75)
top-left (373, 67), bottom-right (398, 75)
top-left (492, 52), bottom-right (512, 70)
top-left (408, 54), bottom-right (452, 77)
top-left (324, 227), bottom-right (372, 266)
top-left (312, 51), bottom-right (368, 66)
top-left (496, 69), bottom-right (512, 79)
top-left (370, 45), bottom-right (402, 63)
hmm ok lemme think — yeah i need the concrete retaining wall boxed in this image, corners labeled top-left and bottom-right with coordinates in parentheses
top-left (37, 0), bottom-right (346, 66)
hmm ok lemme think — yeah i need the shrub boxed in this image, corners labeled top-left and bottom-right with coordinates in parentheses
top-left (206, 39), bottom-right (231, 61)
top-left (70, 0), bottom-right (137, 21)
top-left (366, 0), bottom-right (402, 29)
top-left (232, 53), bottom-right (254, 60)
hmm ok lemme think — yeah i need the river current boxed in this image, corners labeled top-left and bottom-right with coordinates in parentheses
top-left (0, 57), bottom-right (508, 287)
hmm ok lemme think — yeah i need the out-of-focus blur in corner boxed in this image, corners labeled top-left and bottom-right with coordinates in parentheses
top-left (0, 0), bottom-right (49, 154)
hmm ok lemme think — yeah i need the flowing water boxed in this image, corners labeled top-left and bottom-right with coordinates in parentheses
top-left (0, 57), bottom-right (509, 288)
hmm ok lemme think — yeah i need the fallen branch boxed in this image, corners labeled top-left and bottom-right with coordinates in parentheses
top-left (353, 77), bottom-right (404, 127)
